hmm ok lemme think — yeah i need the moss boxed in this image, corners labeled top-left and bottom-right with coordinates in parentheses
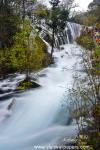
top-left (17, 80), bottom-right (33, 90)
top-left (17, 78), bottom-right (40, 91)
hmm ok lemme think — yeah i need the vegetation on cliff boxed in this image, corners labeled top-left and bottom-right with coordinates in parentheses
top-left (0, 0), bottom-right (52, 81)
top-left (71, 20), bottom-right (100, 150)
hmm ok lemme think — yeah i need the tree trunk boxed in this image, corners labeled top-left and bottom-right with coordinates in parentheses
top-left (26, 36), bottom-right (30, 81)
top-left (51, 27), bottom-right (55, 57)
top-left (22, 0), bottom-right (26, 20)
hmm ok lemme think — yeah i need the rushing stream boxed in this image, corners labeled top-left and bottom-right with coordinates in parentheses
top-left (0, 23), bottom-right (82, 150)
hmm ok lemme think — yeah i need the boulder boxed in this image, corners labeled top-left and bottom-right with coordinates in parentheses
top-left (16, 79), bottom-right (41, 91)
top-left (7, 98), bottom-right (16, 110)
top-left (60, 46), bottom-right (64, 50)
top-left (0, 88), bottom-right (12, 94)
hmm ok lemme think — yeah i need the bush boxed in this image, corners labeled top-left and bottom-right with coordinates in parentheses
top-left (0, 20), bottom-right (52, 77)
top-left (91, 46), bottom-right (100, 75)
top-left (76, 34), bottom-right (95, 50)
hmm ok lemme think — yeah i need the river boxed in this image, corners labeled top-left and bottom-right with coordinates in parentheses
top-left (0, 22), bottom-right (82, 150)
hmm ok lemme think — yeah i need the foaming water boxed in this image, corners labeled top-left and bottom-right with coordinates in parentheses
top-left (0, 44), bottom-right (82, 150)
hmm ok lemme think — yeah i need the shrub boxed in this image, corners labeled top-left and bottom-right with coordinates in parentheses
top-left (76, 34), bottom-right (95, 50)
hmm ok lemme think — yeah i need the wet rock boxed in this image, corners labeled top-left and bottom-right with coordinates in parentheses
top-left (65, 51), bottom-right (69, 55)
top-left (7, 98), bottom-right (16, 110)
top-left (0, 89), bottom-right (4, 94)
top-left (2, 84), bottom-right (10, 87)
top-left (31, 77), bottom-right (37, 81)
top-left (0, 92), bottom-right (13, 101)
top-left (0, 89), bottom-right (12, 94)
top-left (66, 117), bottom-right (73, 125)
top-left (30, 81), bottom-right (41, 88)
top-left (38, 73), bottom-right (47, 77)
top-left (16, 79), bottom-right (41, 91)
top-left (60, 47), bottom-right (64, 50)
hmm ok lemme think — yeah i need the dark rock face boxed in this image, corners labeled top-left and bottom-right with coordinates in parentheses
top-left (0, 92), bottom-right (13, 101)
top-left (0, 89), bottom-right (12, 94)
top-left (14, 80), bottom-right (41, 94)
top-left (0, 89), bottom-right (4, 94)
top-left (30, 81), bottom-right (41, 88)
top-left (0, 78), bottom-right (41, 101)
top-left (38, 73), bottom-right (46, 77)
top-left (60, 47), bottom-right (64, 50)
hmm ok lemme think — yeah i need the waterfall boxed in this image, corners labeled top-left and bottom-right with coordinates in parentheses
top-left (0, 21), bottom-right (82, 150)
top-left (40, 22), bottom-right (81, 49)
top-left (67, 22), bottom-right (81, 41)
top-left (0, 44), bottom-right (82, 150)
top-left (54, 22), bottom-right (81, 48)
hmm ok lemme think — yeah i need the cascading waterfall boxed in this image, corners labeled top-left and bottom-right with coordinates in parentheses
top-left (54, 22), bottom-right (81, 48)
top-left (67, 22), bottom-right (81, 41)
top-left (40, 22), bottom-right (81, 48)
top-left (0, 22), bottom-right (82, 150)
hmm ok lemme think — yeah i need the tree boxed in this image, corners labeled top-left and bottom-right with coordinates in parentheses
top-left (49, 0), bottom-right (69, 57)
top-left (61, 0), bottom-right (75, 12)
top-left (16, 0), bottom-right (36, 80)
top-left (33, 4), bottom-right (48, 20)
top-left (49, 0), bottom-right (60, 57)
top-left (0, 0), bottom-right (20, 49)
top-left (88, 0), bottom-right (100, 10)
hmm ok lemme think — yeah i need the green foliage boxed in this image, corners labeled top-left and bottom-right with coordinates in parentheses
top-left (0, 49), bottom-right (14, 75)
top-left (73, 3), bottom-right (100, 26)
top-left (0, 19), bottom-right (52, 77)
top-left (17, 80), bottom-right (33, 90)
top-left (0, 1), bottom-right (20, 49)
top-left (31, 36), bottom-right (52, 70)
top-left (8, 20), bottom-right (32, 72)
top-left (48, 6), bottom-right (69, 33)
top-left (72, 27), bottom-right (100, 150)
top-left (91, 46), bottom-right (100, 75)
top-left (9, 20), bottom-right (51, 71)
top-left (76, 34), bottom-right (95, 50)
top-left (33, 4), bottom-right (48, 20)
top-left (48, 0), bottom-right (69, 56)
top-left (93, 46), bottom-right (100, 58)
top-left (83, 13), bottom-right (97, 26)
top-left (96, 22), bottom-right (100, 28)
top-left (92, 103), bottom-right (100, 118)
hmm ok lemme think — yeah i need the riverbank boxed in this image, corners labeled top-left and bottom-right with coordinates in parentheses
top-left (74, 29), bottom-right (100, 150)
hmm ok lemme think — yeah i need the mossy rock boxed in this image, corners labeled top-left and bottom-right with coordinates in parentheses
top-left (16, 79), bottom-right (41, 91)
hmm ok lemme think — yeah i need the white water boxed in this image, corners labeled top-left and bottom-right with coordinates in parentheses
top-left (0, 22), bottom-right (82, 150)
top-left (0, 43), bottom-right (82, 150)
top-left (40, 22), bottom-right (81, 48)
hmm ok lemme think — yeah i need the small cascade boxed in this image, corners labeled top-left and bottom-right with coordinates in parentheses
top-left (54, 22), bottom-right (81, 48)
top-left (40, 22), bottom-right (81, 49)
top-left (67, 22), bottom-right (81, 42)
